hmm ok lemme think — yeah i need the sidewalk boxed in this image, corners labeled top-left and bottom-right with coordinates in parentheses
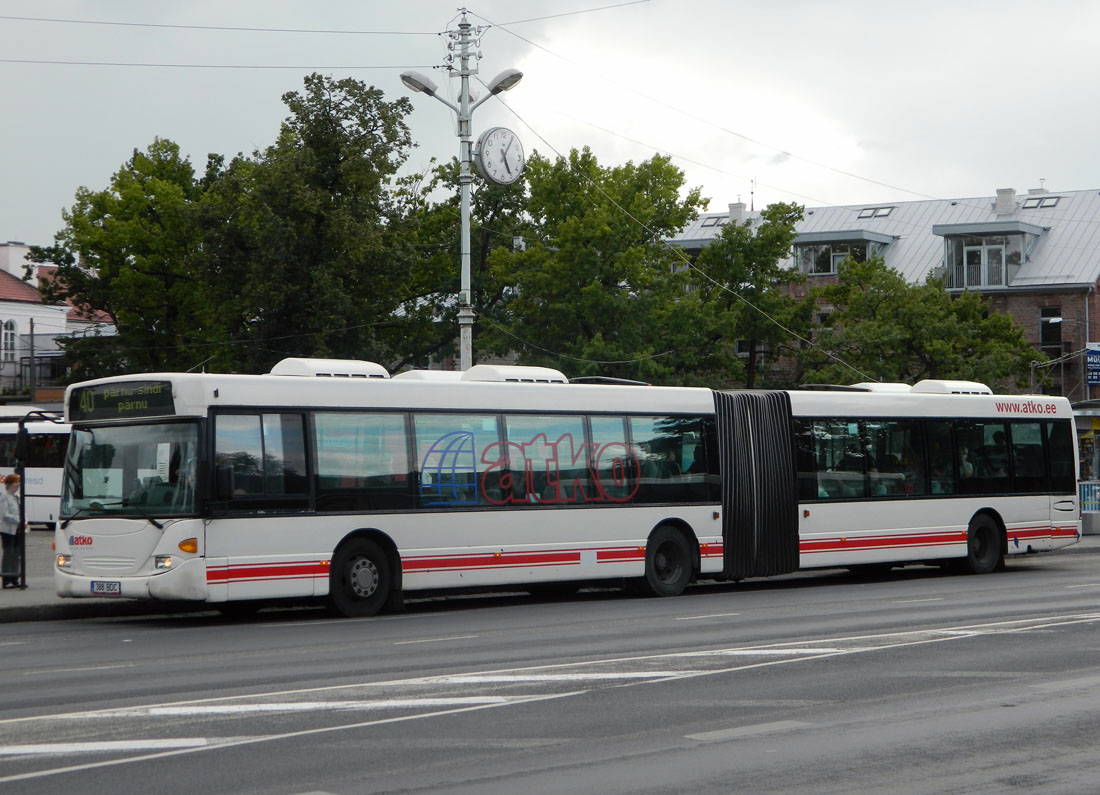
top-left (0, 529), bottom-right (210, 623)
top-left (3, 528), bottom-right (1099, 624)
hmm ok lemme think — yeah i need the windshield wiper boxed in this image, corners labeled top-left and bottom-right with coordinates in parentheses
top-left (60, 505), bottom-right (99, 530)
top-left (60, 500), bottom-right (164, 530)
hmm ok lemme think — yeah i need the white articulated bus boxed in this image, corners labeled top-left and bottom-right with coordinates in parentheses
top-left (0, 418), bottom-right (70, 529)
top-left (54, 361), bottom-right (1080, 616)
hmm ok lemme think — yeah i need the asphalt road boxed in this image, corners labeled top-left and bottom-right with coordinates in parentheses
top-left (2, 552), bottom-right (1099, 794)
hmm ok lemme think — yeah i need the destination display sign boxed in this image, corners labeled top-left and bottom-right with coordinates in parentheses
top-left (68, 381), bottom-right (175, 421)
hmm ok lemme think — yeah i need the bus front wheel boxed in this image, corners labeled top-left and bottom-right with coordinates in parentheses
top-left (964, 515), bottom-right (1003, 575)
top-left (327, 538), bottom-right (392, 618)
top-left (635, 526), bottom-right (693, 598)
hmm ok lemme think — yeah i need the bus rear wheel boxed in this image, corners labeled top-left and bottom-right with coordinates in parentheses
top-left (634, 526), bottom-right (693, 598)
top-left (327, 538), bottom-right (391, 618)
top-left (963, 515), bottom-right (1003, 575)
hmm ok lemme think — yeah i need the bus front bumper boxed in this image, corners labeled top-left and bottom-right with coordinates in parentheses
top-left (55, 557), bottom-right (208, 601)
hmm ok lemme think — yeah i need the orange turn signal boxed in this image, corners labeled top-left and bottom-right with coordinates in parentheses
top-left (178, 538), bottom-right (198, 554)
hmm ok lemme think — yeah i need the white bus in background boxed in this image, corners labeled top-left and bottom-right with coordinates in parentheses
top-left (53, 360), bottom-right (1080, 616)
top-left (0, 416), bottom-right (69, 530)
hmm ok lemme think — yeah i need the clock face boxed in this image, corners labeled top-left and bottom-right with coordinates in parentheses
top-left (475, 127), bottom-right (524, 185)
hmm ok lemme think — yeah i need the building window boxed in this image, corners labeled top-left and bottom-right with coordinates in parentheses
top-left (2, 321), bottom-right (15, 363)
top-left (796, 241), bottom-right (881, 275)
top-left (857, 206), bottom-right (894, 219)
top-left (944, 234), bottom-right (1027, 289)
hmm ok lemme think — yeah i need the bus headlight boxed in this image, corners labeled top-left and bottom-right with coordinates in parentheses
top-left (154, 555), bottom-right (174, 570)
top-left (56, 554), bottom-right (72, 570)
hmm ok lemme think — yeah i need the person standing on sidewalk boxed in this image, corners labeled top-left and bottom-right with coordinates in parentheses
top-left (1, 473), bottom-right (21, 588)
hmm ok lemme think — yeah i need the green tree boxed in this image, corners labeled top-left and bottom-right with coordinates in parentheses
top-left (30, 138), bottom-right (213, 376)
top-left (689, 202), bottom-right (811, 387)
top-left (801, 257), bottom-right (1040, 387)
top-left (197, 73), bottom-right (417, 373)
top-left (484, 148), bottom-right (706, 383)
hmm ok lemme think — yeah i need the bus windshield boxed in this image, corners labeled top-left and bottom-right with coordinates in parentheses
top-left (62, 422), bottom-right (199, 518)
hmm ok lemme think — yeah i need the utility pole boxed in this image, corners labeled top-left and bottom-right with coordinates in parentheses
top-left (401, 10), bottom-right (524, 371)
top-left (454, 14), bottom-right (476, 372)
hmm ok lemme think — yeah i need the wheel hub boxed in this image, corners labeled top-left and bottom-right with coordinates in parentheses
top-left (349, 556), bottom-right (379, 597)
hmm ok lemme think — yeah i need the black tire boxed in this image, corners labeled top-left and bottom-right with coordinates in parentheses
top-left (634, 526), bottom-right (693, 597)
top-left (964, 514), bottom-right (1003, 574)
top-left (327, 538), bottom-right (392, 618)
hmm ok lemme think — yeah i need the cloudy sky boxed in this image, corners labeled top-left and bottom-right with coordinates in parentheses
top-left (3, 0), bottom-right (1099, 246)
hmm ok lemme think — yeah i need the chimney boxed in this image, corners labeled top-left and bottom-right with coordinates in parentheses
top-left (995, 188), bottom-right (1016, 215)
top-left (728, 202), bottom-right (746, 224)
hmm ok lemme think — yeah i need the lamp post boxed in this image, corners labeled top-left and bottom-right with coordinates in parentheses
top-left (401, 12), bottom-right (523, 371)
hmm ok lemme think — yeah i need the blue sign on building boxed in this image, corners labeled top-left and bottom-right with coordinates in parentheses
top-left (1087, 343), bottom-right (1100, 385)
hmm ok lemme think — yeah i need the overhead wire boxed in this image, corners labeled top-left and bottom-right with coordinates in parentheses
top-left (483, 84), bottom-right (876, 382)
top-left (0, 58), bottom-right (435, 69)
top-left (0, 14), bottom-right (438, 35)
top-left (469, 8), bottom-right (940, 203)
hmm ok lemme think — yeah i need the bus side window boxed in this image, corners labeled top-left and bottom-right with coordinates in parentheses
top-left (629, 416), bottom-right (707, 504)
top-left (1046, 421), bottom-right (1075, 493)
top-left (314, 412), bottom-right (411, 512)
top-left (413, 413), bottom-right (501, 508)
top-left (1010, 422), bottom-right (1046, 493)
top-left (926, 421), bottom-right (956, 495)
top-left (794, 420), bottom-right (819, 500)
top-left (213, 413), bottom-right (308, 509)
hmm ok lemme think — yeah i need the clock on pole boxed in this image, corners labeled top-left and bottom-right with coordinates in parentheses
top-left (475, 127), bottom-right (524, 185)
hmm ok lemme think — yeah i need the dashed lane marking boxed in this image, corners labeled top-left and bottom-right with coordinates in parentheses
top-left (686, 721), bottom-right (813, 742)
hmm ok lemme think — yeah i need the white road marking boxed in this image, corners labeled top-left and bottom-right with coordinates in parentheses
top-left (677, 612), bottom-right (741, 620)
top-left (0, 738), bottom-right (213, 756)
top-left (0, 641), bottom-right (24, 647)
top-left (892, 597), bottom-right (945, 604)
top-left (699, 648), bottom-right (850, 656)
top-left (393, 634), bottom-right (479, 645)
top-left (0, 692), bottom-right (580, 784)
top-left (687, 721), bottom-right (813, 742)
top-left (1064, 583), bottom-right (1100, 589)
top-left (22, 664), bottom-right (134, 676)
top-left (3, 609), bottom-right (1099, 788)
top-left (96, 698), bottom-right (511, 717)
top-left (426, 672), bottom-right (699, 683)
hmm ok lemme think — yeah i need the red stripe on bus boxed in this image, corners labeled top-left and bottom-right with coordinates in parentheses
top-left (801, 531), bottom-right (966, 553)
top-left (207, 562), bottom-right (328, 583)
top-left (403, 551), bottom-right (581, 572)
top-left (596, 548), bottom-right (645, 563)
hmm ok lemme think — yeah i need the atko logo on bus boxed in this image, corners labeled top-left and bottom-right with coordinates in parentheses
top-left (68, 535), bottom-right (94, 547)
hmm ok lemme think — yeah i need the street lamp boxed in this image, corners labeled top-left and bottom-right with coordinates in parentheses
top-left (400, 17), bottom-right (523, 371)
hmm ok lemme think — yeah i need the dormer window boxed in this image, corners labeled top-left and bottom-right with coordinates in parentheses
top-left (701, 216), bottom-right (720, 227)
top-left (857, 206), bottom-right (894, 219)
top-left (932, 220), bottom-right (1045, 290)
top-left (793, 230), bottom-right (894, 275)
top-left (796, 241), bottom-right (884, 275)
top-left (1021, 196), bottom-right (1060, 209)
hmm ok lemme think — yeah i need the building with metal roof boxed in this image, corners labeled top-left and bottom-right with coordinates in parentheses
top-left (668, 186), bottom-right (1100, 403)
